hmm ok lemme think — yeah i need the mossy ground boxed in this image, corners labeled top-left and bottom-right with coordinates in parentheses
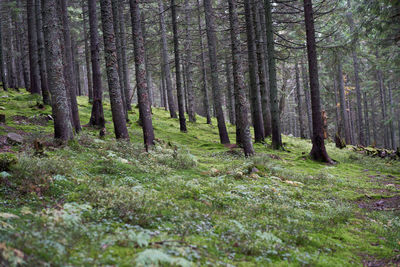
top-left (0, 89), bottom-right (399, 266)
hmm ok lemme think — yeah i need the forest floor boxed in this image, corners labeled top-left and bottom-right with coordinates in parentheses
top-left (0, 89), bottom-right (399, 266)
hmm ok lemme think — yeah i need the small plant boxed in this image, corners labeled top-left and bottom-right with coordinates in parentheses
top-left (0, 153), bottom-right (17, 171)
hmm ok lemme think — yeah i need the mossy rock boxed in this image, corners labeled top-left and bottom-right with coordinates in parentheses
top-left (0, 152), bottom-right (18, 171)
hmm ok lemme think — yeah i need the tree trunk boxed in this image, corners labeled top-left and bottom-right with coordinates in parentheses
top-left (171, 0), bottom-right (187, 133)
top-left (244, 0), bottom-right (264, 143)
top-left (225, 56), bottom-right (235, 125)
top-left (388, 84), bottom-right (396, 149)
top-left (141, 12), bottom-right (154, 108)
top-left (196, 0), bottom-right (211, 124)
top-left (100, 0), bottom-right (129, 139)
top-left (119, 3), bottom-right (132, 111)
top-left (370, 94), bottom-right (377, 146)
top-left (303, 0), bottom-right (333, 164)
top-left (264, 0), bottom-right (282, 149)
top-left (82, 0), bottom-right (93, 102)
top-left (203, 0), bottom-right (230, 144)
top-left (363, 92), bottom-right (370, 146)
top-left (336, 53), bottom-right (351, 145)
top-left (129, 0), bottom-right (155, 148)
top-left (42, 0), bottom-right (73, 141)
top-left (88, 0), bottom-right (105, 128)
top-left (376, 64), bottom-right (389, 148)
top-left (60, 0), bottom-right (81, 133)
top-left (5, 19), bottom-right (17, 89)
top-left (0, 12), bottom-right (8, 91)
top-left (184, 0), bottom-right (196, 122)
top-left (27, 0), bottom-right (41, 94)
top-left (17, 0), bottom-right (30, 90)
top-left (158, 0), bottom-right (177, 119)
top-left (295, 63), bottom-right (306, 138)
top-left (228, 0), bottom-right (254, 156)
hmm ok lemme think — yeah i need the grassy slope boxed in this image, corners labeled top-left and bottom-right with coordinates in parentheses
top-left (0, 89), bottom-right (399, 266)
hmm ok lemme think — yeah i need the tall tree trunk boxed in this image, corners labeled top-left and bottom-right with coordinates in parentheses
top-left (228, 0), bottom-right (254, 156)
top-left (17, 0), bottom-right (30, 90)
top-left (88, 0), bottom-right (105, 128)
top-left (184, 0), bottom-right (196, 122)
top-left (303, 0), bottom-right (333, 164)
top-left (42, 0), bottom-right (73, 141)
top-left (5, 19), bottom-right (17, 89)
top-left (100, 0), bottom-right (129, 139)
top-left (12, 7), bottom-right (23, 88)
top-left (376, 64), bottom-right (389, 148)
top-left (244, 0), bottom-right (264, 142)
top-left (301, 57), bottom-right (313, 139)
top-left (363, 92), bottom-right (370, 146)
top-left (370, 94), bottom-right (377, 146)
top-left (35, 0), bottom-right (51, 104)
top-left (196, 0), bottom-right (211, 124)
top-left (171, 0), bottom-right (187, 132)
top-left (60, 0), bottom-right (81, 133)
top-left (203, 0), bottom-right (230, 144)
top-left (388, 84), bottom-right (396, 149)
top-left (295, 63), bottom-right (306, 138)
top-left (82, 0), bottom-right (93, 102)
top-left (129, 0), bottom-right (155, 148)
top-left (119, 3), bottom-right (132, 111)
top-left (141, 12), bottom-right (154, 108)
top-left (225, 56), bottom-right (235, 125)
top-left (27, 0), bottom-right (41, 94)
top-left (264, 0), bottom-right (282, 149)
top-left (0, 12), bottom-right (8, 91)
top-left (336, 54), bottom-right (351, 144)
top-left (158, 0), bottom-right (177, 119)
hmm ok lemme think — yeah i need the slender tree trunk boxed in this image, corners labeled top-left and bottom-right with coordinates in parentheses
top-left (295, 63), bottom-right (305, 138)
top-left (88, 0), bottom-right (105, 128)
top-left (12, 8), bottom-right (23, 88)
top-left (196, 0), bottom-right (211, 124)
top-left (17, 0), bottom-right (30, 89)
top-left (303, 0), bottom-right (332, 163)
top-left (0, 13), bottom-right (8, 91)
top-left (203, 0), bottom-right (230, 144)
top-left (82, 0), bottom-right (93, 102)
top-left (376, 65), bottom-right (389, 148)
top-left (370, 94), bottom-right (377, 146)
top-left (130, 0), bottom-right (155, 148)
top-left (158, 0), bottom-right (177, 119)
top-left (100, 0), bottom-right (129, 139)
top-left (388, 84), bottom-right (396, 149)
top-left (225, 56), bottom-right (235, 125)
top-left (5, 19), bottom-right (17, 89)
top-left (27, 0), bottom-right (41, 94)
top-left (60, 0), bottom-right (81, 133)
top-left (336, 54), bottom-right (351, 144)
top-left (35, 0), bottom-right (51, 104)
top-left (171, 0), bottom-right (187, 132)
top-left (363, 92), bottom-right (370, 146)
top-left (141, 12), bottom-right (154, 108)
top-left (42, 0), bottom-right (73, 141)
top-left (119, 3), bottom-right (132, 111)
top-left (264, 0), bottom-right (282, 149)
top-left (244, 0), bottom-right (264, 142)
top-left (228, 0), bottom-right (254, 156)
top-left (184, 0), bottom-right (196, 122)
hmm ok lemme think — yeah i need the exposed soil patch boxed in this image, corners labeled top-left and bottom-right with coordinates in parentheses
top-left (357, 195), bottom-right (400, 211)
top-left (362, 254), bottom-right (400, 267)
top-left (12, 114), bottom-right (51, 126)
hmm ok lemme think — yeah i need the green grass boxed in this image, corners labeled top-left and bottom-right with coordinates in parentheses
top-left (0, 89), bottom-right (399, 266)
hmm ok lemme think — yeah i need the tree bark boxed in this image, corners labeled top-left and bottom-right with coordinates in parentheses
top-left (370, 94), bottom-right (377, 146)
top-left (264, 0), bottom-right (282, 149)
top-left (363, 92), bottom-right (370, 146)
top-left (129, 0), bottom-right (155, 148)
top-left (0, 12), bottom-right (8, 91)
top-left (119, 3), bottom-right (132, 111)
top-left (42, 0), bottom-right (73, 141)
top-left (228, 0), bottom-right (254, 156)
top-left (171, 0), bottom-right (187, 133)
top-left (158, 0), bottom-right (177, 119)
top-left (295, 63), bottom-right (306, 138)
top-left (82, 0), bottom-right (93, 102)
top-left (388, 84), bottom-right (396, 149)
top-left (336, 53), bottom-right (351, 145)
top-left (184, 0), bottom-right (196, 122)
top-left (203, 0), bottom-right (230, 144)
top-left (17, 0), bottom-right (30, 90)
top-left (196, 0), bottom-right (211, 124)
top-left (100, 0), bottom-right (129, 139)
top-left (27, 0), bottom-right (41, 94)
top-left (303, 0), bottom-right (333, 164)
top-left (88, 0), bottom-right (105, 128)
top-left (225, 56), bottom-right (235, 125)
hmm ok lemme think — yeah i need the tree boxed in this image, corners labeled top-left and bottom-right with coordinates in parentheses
top-left (99, 0), bottom-right (129, 139)
top-left (203, 0), bottom-right (230, 144)
top-left (303, 0), bottom-right (333, 164)
top-left (0, 12), bottom-right (8, 91)
top-left (171, 0), bottom-right (187, 133)
top-left (129, 0), bottom-right (155, 148)
top-left (295, 63), bottom-right (305, 139)
top-left (42, 0), bottom-right (73, 141)
top-left (184, 0), bottom-right (196, 122)
top-left (27, 0), bottom-right (41, 95)
top-left (81, 0), bottom-right (93, 103)
top-left (228, 0), bottom-right (254, 156)
top-left (88, 0), bottom-right (105, 128)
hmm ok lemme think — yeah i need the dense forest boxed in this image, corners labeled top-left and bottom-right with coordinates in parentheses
top-left (0, 0), bottom-right (399, 266)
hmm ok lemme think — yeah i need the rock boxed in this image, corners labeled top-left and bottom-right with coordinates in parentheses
top-left (0, 114), bottom-right (5, 123)
top-left (7, 133), bottom-right (24, 144)
top-left (47, 115), bottom-right (53, 121)
top-left (250, 167), bottom-right (259, 173)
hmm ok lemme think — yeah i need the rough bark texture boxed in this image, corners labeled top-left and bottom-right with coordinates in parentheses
top-left (203, 0), bottom-right (230, 144)
top-left (36, 0), bottom-right (51, 104)
top-left (42, 0), bottom-right (73, 141)
top-left (119, 4), bottom-right (132, 111)
top-left (225, 56), bottom-right (235, 125)
top-left (336, 54), bottom-right (351, 145)
top-left (196, 0), bottom-right (211, 124)
top-left (27, 0), bottom-right (41, 94)
top-left (370, 94), bottom-right (377, 145)
top-left (303, 0), bottom-right (333, 164)
top-left (17, 0), bottom-right (30, 89)
top-left (129, 0), bottom-right (155, 148)
top-left (376, 61), bottom-right (389, 148)
top-left (171, 0), bottom-right (187, 132)
top-left (301, 57), bottom-right (313, 139)
top-left (88, 0), bottom-right (105, 128)
top-left (0, 13), bottom-right (8, 91)
top-left (388, 84), bottom-right (396, 149)
top-left (363, 92), bottom-right (370, 146)
top-left (184, 0), bottom-right (196, 122)
top-left (100, 0), bottom-right (129, 139)
top-left (295, 63), bottom-right (306, 138)
top-left (82, 0), bottom-right (93, 102)
top-left (158, 0), bottom-right (177, 118)
top-left (264, 0), bottom-right (282, 149)
top-left (228, 0), bottom-right (254, 156)
top-left (245, 0), bottom-right (264, 142)
top-left (60, 0), bottom-right (81, 133)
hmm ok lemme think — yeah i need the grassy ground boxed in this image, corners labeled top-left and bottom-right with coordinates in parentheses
top-left (0, 89), bottom-right (399, 266)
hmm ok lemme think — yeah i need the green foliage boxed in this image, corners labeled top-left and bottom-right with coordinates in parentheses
top-left (135, 249), bottom-right (192, 267)
top-left (0, 153), bottom-right (17, 171)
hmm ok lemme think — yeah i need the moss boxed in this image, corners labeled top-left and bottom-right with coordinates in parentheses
top-left (0, 152), bottom-right (17, 171)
